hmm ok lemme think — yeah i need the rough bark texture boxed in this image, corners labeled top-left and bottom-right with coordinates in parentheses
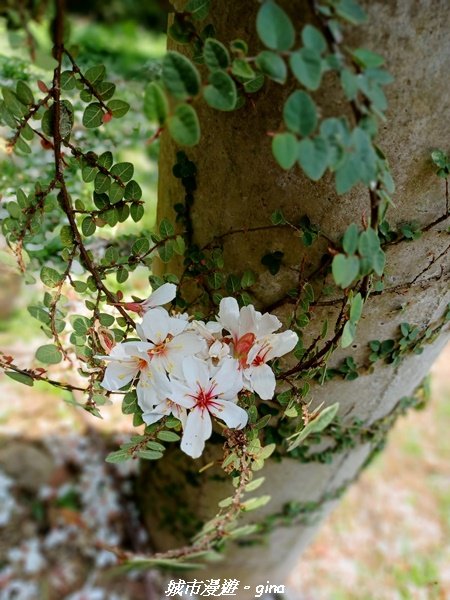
top-left (141, 1), bottom-right (450, 595)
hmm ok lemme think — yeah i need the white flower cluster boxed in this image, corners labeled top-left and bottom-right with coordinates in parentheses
top-left (98, 284), bottom-right (298, 459)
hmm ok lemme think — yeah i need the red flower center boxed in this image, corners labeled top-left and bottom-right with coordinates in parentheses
top-left (234, 332), bottom-right (256, 367)
top-left (147, 334), bottom-right (174, 360)
top-left (190, 383), bottom-right (220, 411)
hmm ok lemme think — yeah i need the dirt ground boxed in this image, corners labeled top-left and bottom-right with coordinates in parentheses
top-left (0, 345), bottom-right (449, 600)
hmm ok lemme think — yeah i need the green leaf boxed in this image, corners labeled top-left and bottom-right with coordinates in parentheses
top-left (61, 70), bottom-right (76, 90)
top-left (94, 172), bottom-right (111, 194)
top-left (332, 254), bottom-right (360, 288)
top-left (138, 450), bottom-right (164, 460)
top-left (162, 51), bottom-right (201, 100)
top-left (168, 104), bottom-right (201, 146)
top-left (132, 238), bottom-right (150, 255)
top-left (283, 91), bottom-right (317, 136)
top-left (144, 82), bottom-right (169, 125)
top-left (60, 225), bottom-right (74, 246)
top-left (271, 209), bottom-right (287, 225)
top-left (335, 154), bottom-right (360, 194)
top-left (241, 270), bottom-right (256, 288)
top-left (341, 320), bottom-right (357, 348)
top-left (203, 71), bottom-right (237, 111)
top-left (335, 0), bottom-right (367, 24)
top-left (342, 223), bottom-right (359, 254)
top-left (341, 69), bottom-right (358, 100)
top-left (84, 65), bottom-right (106, 85)
top-left (241, 495), bottom-right (271, 512)
top-left (99, 313), bottom-right (115, 326)
top-left (358, 227), bottom-right (384, 277)
top-left (203, 38), bottom-right (230, 70)
top-left (244, 477), bottom-right (265, 492)
top-left (2, 88), bottom-right (26, 116)
top-left (158, 241), bottom-right (175, 263)
top-left (96, 81), bottom-right (116, 101)
top-left (157, 430), bottom-right (181, 442)
top-left (5, 371), bottom-right (34, 386)
top-left (107, 99), bottom-right (130, 118)
top-left (82, 216), bottom-right (96, 237)
top-left (231, 59), bottom-right (255, 80)
top-left (109, 182), bottom-right (124, 204)
top-left (228, 525), bottom-right (259, 538)
top-left (98, 151), bottom-right (113, 169)
top-left (105, 449), bottom-right (129, 463)
top-left (297, 136), bottom-right (328, 180)
top-left (40, 266), bottom-right (62, 288)
top-left (371, 249), bottom-right (386, 276)
top-left (82, 103), bottom-right (103, 128)
top-left (261, 250), bottom-right (284, 275)
top-left (255, 51), bottom-right (287, 84)
top-left (131, 203), bottom-right (144, 222)
top-left (41, 101), bottom-right (73, 140)
top-left (16, 81), bottom-right (34, 105)
top-left (256, 1), bottom-right (295, 51)
top-left (82, 164), bottom-right (97, 183)
top-left (230, 39), bottom-right (248, 55)
top-left (352, 127), bottom-right (377, 184)
top-left (110, 162), bottom-right (134, 182)
top-left (272, 132), bottom-right (297, 170)
top-left (352, 48), bottom-right (385, 68)
top-left (244, 74), bottom-right (265, 94)
top-left (185, 0), bottom-right (211, 20)
top-left (159, 218), bottom-right (175, 237)
top-left (290, 48), bottom-right (323, 91)
top-left (287, 402), bottom-right (339, 450)
top-left (28, 305), bottom-right (50, 325)
top-left (36, 344), bottom-right (63, 365)
top-left (116, 267), bottom-right (129, 283)
top-left (349, 292), bottom-right (363, 323)
top-left (173, 235), bottom-right (186, 255)
top-left (124, 180), bottom-right (142, 201)
top-left (301, 25), bottom-right (327, 53)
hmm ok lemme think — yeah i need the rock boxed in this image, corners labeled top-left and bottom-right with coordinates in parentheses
top-left (0, 441), bottom-right (54, 492)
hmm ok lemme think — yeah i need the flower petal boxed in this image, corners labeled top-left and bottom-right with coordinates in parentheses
top-left (181, 356), bottom-right (210, 389)
top-left (258, 312), bottom-right (282, 336)
top-left (180, 408), bottom-right (212, 459)
top-left (169, 378), bottom-right (196, 409)
top-left (142, 407), bottom-right (166, 426)
top-left (213, 358), bottom-right (243, 399)
top-left (138, 308), bottom-right (171, 343)
top-left (209, 400), bottom-right (248, 429)
top-left (238, 305), bottom-right (259, 337)
top-left (265, 330), bottom-right (298, 361)
top-left (248, 363), bottom-right (276, 400)
top-left (144, 283), bottom-right (176, 310)
top-left (101, 360), bottom-right (137, 391)
top-left (218, 297), bottom-right (240, 337)
top-left (137, 368), bottom-right (170, 411)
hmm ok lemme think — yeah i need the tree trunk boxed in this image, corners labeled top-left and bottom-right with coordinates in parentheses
top-left (140, 1), bottom-right (450, 595)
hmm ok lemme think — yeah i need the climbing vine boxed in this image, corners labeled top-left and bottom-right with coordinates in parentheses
top-left (0, 0), bottom-right (449, 572)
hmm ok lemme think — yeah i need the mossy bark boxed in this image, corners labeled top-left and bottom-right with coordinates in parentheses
top-left (139, 1), bottom-right (450, 594)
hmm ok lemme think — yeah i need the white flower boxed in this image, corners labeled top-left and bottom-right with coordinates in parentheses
top-left (113, 282), bottom-right (176, 316)
top-left (218, 297), bottom-right (282, 342)
top-left (136, 308), bottom-right (206, 376)
top-left (190, 320), bottom-right (231, 364)
top-left (243, 331), bottom-right (298, 399)
top-left (139, 369), bottom-right (188, 428)
top-left (217, 297), bottom-right (282, 367)
top-left (98, 341), bottom-right (152, 393)
top-left (170, 357), bottom-right (247, 459)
